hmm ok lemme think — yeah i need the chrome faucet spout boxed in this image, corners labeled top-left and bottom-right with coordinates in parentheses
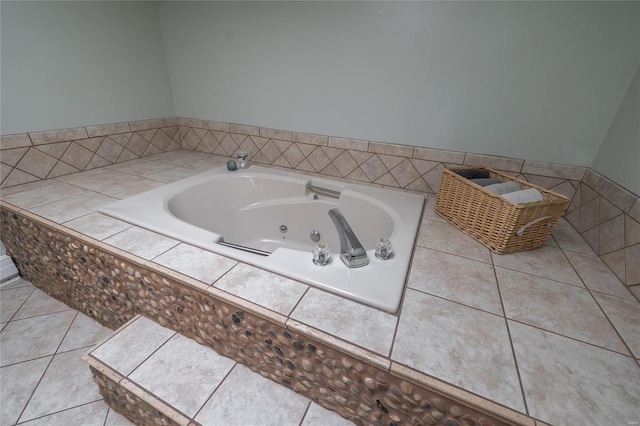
top-left (328, 208), bottom-right (369, 268)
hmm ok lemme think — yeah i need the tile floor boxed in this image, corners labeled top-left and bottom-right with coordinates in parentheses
top-left (0, 278), bottom-right (131, 425)
top-left (0, 279), bottom-right (351, 425)
top-left (87, 315), bottom-right (352, 425)
top-left (1, 150), bottom-right (639, 426)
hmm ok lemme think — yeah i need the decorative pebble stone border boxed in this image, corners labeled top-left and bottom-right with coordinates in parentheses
top-left (0, 203), bottom-right (532, 426)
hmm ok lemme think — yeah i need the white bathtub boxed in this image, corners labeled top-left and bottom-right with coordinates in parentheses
top-left (100, 165), bottom-right (424, 313)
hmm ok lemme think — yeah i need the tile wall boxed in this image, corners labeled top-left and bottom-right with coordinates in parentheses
top-left (0, 118), bottom-right (181, 187)
top-left (1, 117), bottom-right (638, 290)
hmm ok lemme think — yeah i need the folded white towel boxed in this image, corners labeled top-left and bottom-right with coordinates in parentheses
top-left (502, 188), bottom-right (543, 204)
top-left (484, 181), bottom-right (521, 195)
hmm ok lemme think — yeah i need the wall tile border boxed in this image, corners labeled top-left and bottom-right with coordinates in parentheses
top-left (1, 117), bottom-right (637, 286)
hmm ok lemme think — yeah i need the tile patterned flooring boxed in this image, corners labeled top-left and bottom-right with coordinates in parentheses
top-left (1, 150), bottom-right (639, 425)
top-left (0, 280), bottom-right (351, 426)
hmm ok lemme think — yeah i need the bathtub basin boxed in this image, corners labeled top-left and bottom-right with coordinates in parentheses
top-left (100, 165), bottom-right (424, 312)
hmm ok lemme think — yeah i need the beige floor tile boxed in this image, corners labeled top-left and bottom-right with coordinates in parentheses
top-left (0, 310), bottom-right (76, 366)
top-left (107, 159), bottom-right (172, 177)
top-left (1, 180), bottom-right (91, 210)
top-left (20, 348), bottom-right (103, 422)
top-left (129, 333), bottom-right (236, 417)
top-left (416, 219), bottom-right (492, 263)
top-left (497, 268), bottom-right (628, 353)
top-left (0, 278), bottom-right (34, 290)
top-left (291, 288), bottom-right (397, 356)
top-left (0, 356), bottom-right (51, 425)
top-left (213, 263), bottom-right (307, 315)
top-left (13, 288), bottom-right (72, 320)
top-left (510, 321), bottom-right (640, 425)
top-left (593, 293), bottom-right (640, 358)
top-left (195, 363), bottom-right (310, 425)
top-left (492, 245), bottom-right (582, 286)
top-left (146, 166), bottom-right (202, 183)
top-left (422, 195), bottom-right (446, 222)
top-left (408, 246), bottom-right (502, 315)
top-left (393, 289), bottom-right (524, 412)
top-left (29, 192), bottom-right (117, 223)
top-left (91, 316), bottom-right (175, 376)
top-left (104, 406), bottom-right (135, 425)
top-left (97, 176), bottom-right (165, 199)
top-left (551, 218), bottom-right (595, 254)
top-left (301, 402), bottom-right (353, 425)
top-left (0, 285), bottom-right (34, 322)
top-left (564, 250), bottom-right (635, 300)
top-left (55, 168), bottom-right (133, 192)
top-left (103, 227), bottom-right (178, 260)
top-left (59, 312), bottom-right (113, 352)
top-left (20, 400), bottom-right (109, 426)
top-left (152, 243), bottom-right (237, 284)
top-left (63, 212), bottom-right (132, 241)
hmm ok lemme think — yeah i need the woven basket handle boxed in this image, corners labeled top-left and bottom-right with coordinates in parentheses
top-left (516, 216), bottom-right (552, 237)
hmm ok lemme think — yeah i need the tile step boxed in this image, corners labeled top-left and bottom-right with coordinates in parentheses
top-left (82, 315), bottom-right (351, 426)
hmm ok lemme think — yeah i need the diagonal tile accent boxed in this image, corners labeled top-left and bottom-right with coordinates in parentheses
top-left (96, 138), bottom-right (124, 163)
top-left (332, 151), bottom-right (358, 177)
top-left (219, 134), bottom-right (239, 156)
top-left (35, 142), bottom-right (70, 160)
top-left (282, 144), bottom-right (306, 168)
top-left (390, 159), bottom-right (420, 187)
top-left (15, 148), bottom-right (57, 179)
top-left (124, 134), bottom-right (150, 157)
top-left (360, 155), bottom-right (387, 182)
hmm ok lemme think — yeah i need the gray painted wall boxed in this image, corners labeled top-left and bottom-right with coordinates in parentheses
top-left (157, 1), bottom-right (639, 167)
top-left (0, 1), bottom-right (175, 135)
top-left (591, 66), bottom-right (640, 195)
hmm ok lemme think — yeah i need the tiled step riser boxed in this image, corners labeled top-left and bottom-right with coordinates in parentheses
top-left (0, 206), bottom-right (518, 426)
top-left (90, 367), bottom-right (178, 426)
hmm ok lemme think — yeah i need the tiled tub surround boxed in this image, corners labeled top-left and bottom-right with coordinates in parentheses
top-left (0, 205), bottom-right (519, 426)
top-left (1, 150), bottom-right (639, 425)
top-left (3, 117), bottom-right (638, 288)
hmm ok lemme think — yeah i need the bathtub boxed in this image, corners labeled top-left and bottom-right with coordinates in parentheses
top-left (100, 165), bottom-right (424, 313)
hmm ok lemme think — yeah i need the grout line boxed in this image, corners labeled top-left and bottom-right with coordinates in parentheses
top-left (297, 401), bottom-right (313, 426)
top-left (191, 362), bottom-right (239, 422)
top-left (491, 254), bottom-right (530, 416)
top-left (13, 310), bottom-right (79, 424)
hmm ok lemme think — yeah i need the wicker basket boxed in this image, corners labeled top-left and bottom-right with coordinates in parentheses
top-left (435, 167), bottom-right (569, 254)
